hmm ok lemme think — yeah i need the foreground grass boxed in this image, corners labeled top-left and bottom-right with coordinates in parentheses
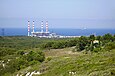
top-left (37, 48), bottom-right (115, 76)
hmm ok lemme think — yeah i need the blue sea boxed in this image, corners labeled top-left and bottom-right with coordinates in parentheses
top-left (0, 28), bottom-right (115, 36)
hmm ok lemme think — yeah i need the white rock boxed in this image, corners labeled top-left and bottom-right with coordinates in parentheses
top-left (72, 72), bottom-right (74, 75)
top-left (16, 74), bottom-right (19, 76)
top-left (20, 74), bottom-right (23, 76)
top-left (69, 71), bottom-right (72, 74)
top-left (29, 71), bottom-right (35, 76)
top-left (34, 71), bottom-right (41, 75)
top-left (8, 59), bottom-right (10, 61)
top-left (3, 64), bottom-right (5, 68)
top-left (26, 72), bottom-right (30, 76)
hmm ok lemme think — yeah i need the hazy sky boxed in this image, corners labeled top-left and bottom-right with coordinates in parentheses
top-left (0, 0), bottom-right (115, 29)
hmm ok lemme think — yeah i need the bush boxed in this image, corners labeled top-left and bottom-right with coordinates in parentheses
top-left (76, 36), bottom-right (89, 51)
top-left (0, 47), bottom-right (17, 57)
top-left (47, 57), bottom-right (52, 61)
top-left (93, 47), bottom-right (101, 52)
top-left (111, 70), bottom-right (115, 75)
top-left (105, 42), bottom-right (115, 50)
top-left (102, 33), bottom-right (114, 43)
top-left (25, 51), bottom-right (45, 62)
top-left (1, 50), bottom-right (45, 75)
top-left (17, 50), bottom-right (24, 55)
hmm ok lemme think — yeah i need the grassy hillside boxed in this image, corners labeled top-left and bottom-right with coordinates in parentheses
top-left (13, 47), bottom-right (115, 76)
top-left (0, 36), bottom-right (78, 76)
top-left (39, 48), bottom-right (115, 76)
top-left (0, 36), bottom-right (115, 76)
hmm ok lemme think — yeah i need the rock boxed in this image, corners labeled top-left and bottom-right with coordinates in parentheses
top-left (26, 72), bottom-right (30, 76)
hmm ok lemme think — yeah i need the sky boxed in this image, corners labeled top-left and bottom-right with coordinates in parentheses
top-left (0, 0), bottom-right (115, 29)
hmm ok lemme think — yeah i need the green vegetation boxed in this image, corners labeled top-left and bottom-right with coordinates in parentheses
top-left (0, 36), bottom-right (46, 75)
top-left (0, 36), bottom-right (77, 76)
top-left (0, 33), bottom-right (115, 76)
top-left (75, 33), bottom-right (115, 52)
top-left (38, 48), bottom-right (115, 76)
top-left (39, 38), bottom-right (78, 49)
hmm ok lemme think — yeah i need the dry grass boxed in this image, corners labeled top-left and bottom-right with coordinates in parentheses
top-left (44, 47), bottom-right (81, 58)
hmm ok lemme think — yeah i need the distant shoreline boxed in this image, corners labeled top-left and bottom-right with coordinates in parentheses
top-left (0, 28), bottom-right (115, 36)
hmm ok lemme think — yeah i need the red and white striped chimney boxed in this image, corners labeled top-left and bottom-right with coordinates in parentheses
top-left (41, 21), bottom-right (44, 33)
top-left (28, 21), bottom-right (30, 36)
top-left (46, 21), bottom-right (48, 33)
top-left (32, 21), bottom-right (35, 32)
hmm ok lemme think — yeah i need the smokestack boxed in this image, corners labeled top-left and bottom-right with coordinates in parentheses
top-left (46, 21), bottom-right (48, 33)
top-left (41, 21), bottom-right (43, 33)
top-left (32, 21), bottom-right (35, 32)
top-left (28, 21), bottom-right (30, 36)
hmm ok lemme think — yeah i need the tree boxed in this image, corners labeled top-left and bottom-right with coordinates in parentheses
top-left (25, 51), bottom-right (45, 62)
top-left (104, 42), bottom-right (115, 50)
top-left (76, 36), bottom-right (89, 51)
top-left (102, 33), bottom-right (113, 41)
top-left (113, 34), bottom-right (115, 41)
top-left (89, 35), bottom-right (95, 41)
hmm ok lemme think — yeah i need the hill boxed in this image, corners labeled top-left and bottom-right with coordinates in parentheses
top-left (12, 47), bottom-right (115, 76)
top-left (0, 35), bottom-right (115, 76)
top-left (36, 48), bottom-right (115, 76)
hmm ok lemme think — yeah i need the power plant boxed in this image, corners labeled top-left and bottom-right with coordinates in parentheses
top-left (28, 21), bottom-right (59, 38)
top-left (27, 21), bottom-right (80, 38)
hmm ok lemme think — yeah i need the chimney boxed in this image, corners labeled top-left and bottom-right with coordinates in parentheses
top-left (46, 21), bottom-right (48, 33)
top-left (41, 21), bottom-right (44, 33)
top-left (32, 21), bottom-right (35, 32)
top-left (28, 21), bottom-right (30, 36)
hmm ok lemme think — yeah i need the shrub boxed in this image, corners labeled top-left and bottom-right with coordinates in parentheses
top-left (47, 57), bottom-right (52, 61)
top-left (25, 51), bottom-right (45, 62)
top-left (76, 36), bottom-right (89, 51)
top-left (17, 50), bottom-right (24, 55)
top-left (93, 47), bottom-right (101, 52)
top-left (0, 47), bottom-right (17, 57)
top-left (105, 42), bottom-right (115, 50)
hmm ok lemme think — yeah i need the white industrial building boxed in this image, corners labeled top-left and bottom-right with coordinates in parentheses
top-left (27, 21), bottom-right (80, 38)
top-left (27, 21), bottom-right (60, 38)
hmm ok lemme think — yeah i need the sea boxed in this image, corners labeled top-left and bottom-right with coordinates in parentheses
top-left (0, 28), bottom-right (115, 36)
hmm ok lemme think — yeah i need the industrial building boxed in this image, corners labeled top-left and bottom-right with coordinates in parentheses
top-left (27, 21), bottom-right (60, 38)
top-left (27, 21), bottom-right (80, 38)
